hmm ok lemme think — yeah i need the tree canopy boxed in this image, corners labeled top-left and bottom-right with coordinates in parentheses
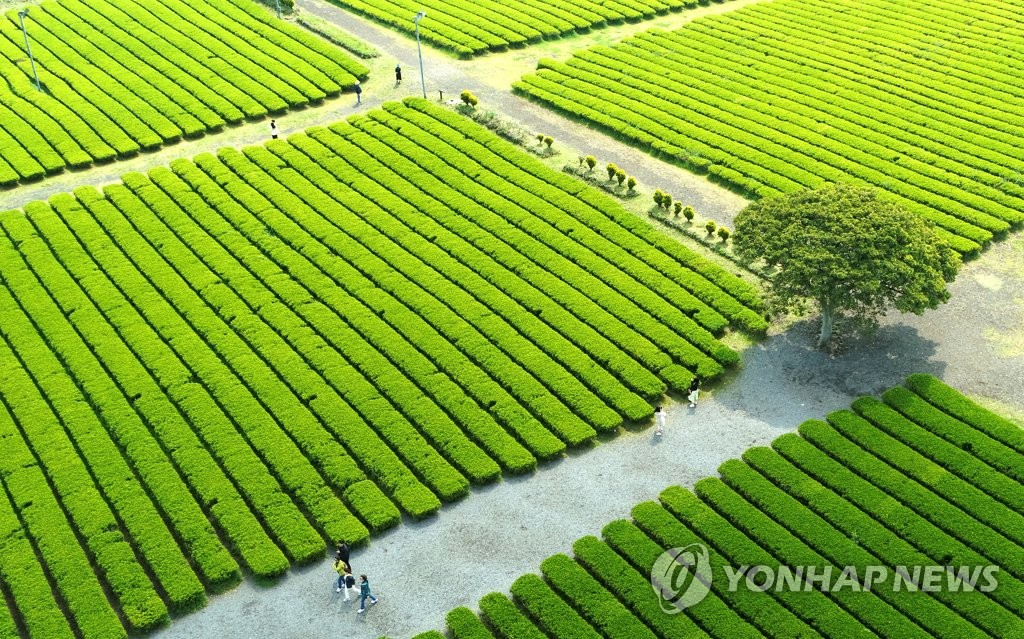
top-left (733, 183), bottom-right (961, 348)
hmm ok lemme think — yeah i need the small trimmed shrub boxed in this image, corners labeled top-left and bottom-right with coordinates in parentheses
top-left (627, 176), bottom-right (636, 192)
top-left (673, 202), bottom-right (683, 216)
top-left (460, 90), bottom-right (479, 107)
top-left (717, 226), bottom-right (731, 241)
top-left (661, 193), bottom-right (672, 210)
top-left (606, 163), bottom-right (618, 181)
top-left (544, 136), bottom-right (554, 149)
top-left (683, 205), bottom-right (696, 221)
top-left (653, 189), bottom-right (664, 207)
top-left (705, 220), bottom-right (717, 235)
top-left (585, 155), bottom-right (597, 171)
top-left (537, 134), bottom-right (545, 145)
top-left (615, 169), bottom-right (626, 185)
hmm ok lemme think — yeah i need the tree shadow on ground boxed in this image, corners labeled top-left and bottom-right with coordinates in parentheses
top-left (715, 318), bottom-right (945, 429)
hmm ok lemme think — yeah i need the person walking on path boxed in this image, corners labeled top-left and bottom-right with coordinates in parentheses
top-left (340, 565), bottom-right (356, 601)
top-left (357, 575), bottom-right (378, 613)
top-left (354, 80), bottom-right (362, 105)
top-left (270, 119), bottom-right (279, 140)
top-left (334, 557), bottom-right (350, 593)
top-left (687, 377), bottom-right (700, 408)
top-left (336, 540), bottom-right (350, 566)
top-left (654, 406), bottom-right (666, 436)
top-left (395, 64), bottom-right (402, 86)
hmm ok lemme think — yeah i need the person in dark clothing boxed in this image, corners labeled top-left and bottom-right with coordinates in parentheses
top-left (354, 80), bottom-right (362, 105)
top-left (395, 64), bottom-right (402, 86)
top-left (336, 540), bottom-right (350, 566)
top-left (687, 377), bottom-right (700, 408)
top-left (357, 575), bottom-right (378, 613)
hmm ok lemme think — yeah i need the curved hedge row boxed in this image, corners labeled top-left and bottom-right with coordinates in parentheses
top-left (323, 0), bottom-right (735, 58)
top-left (0, 0), bottom-right (368, 186)
top-left (405, 375), bottom-right (1024, 639)
top-left (515, 0), bottom-right (1024, 256)
top-left (0, 99), bottom-right (761, 636)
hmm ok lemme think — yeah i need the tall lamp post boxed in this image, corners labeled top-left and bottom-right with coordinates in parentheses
top-left (413, 11), bottom-right (427, 99)
top-left (18, 8), bottom-right (41, 92)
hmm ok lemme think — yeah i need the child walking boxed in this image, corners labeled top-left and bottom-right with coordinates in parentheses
top-left (357, 574), bottom-right (378, 613)
top-left (654, 406), bottom-right (666, 436)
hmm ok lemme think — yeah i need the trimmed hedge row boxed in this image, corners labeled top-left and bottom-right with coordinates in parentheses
top-left (0, 0), bottom-right (368, 185)
top-left (397, 99), bottom-right (767, 333)
top-left (2, 201), bottom-right (290, 581)
top-left (309, 122), bottom-right (668, 408)
top-left (0, 276), bottom-right (207, 617)
top-left (409, 375), bottom-right (1024, 639)
top-left (322, 0), bottom-right (725, 58)
top-left (516, 0), bottom-right (1024, 255)
top-left (0, 99), bottom-right (760, 635)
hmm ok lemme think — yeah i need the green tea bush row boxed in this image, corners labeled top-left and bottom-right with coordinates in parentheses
top-left (421, 376), bottom-right (1024, 639)
top-left (4, 200), bottom-right (292, 581)
top-left (0, 100), bottom-right (760, 634)
top-left (0, 0), bottom-right (367, 185)
top-left (323, 0), bottom-right (729, 57)
top-left (516, 0), bottom-right (1024, 255)
top-left (401, 100), bottom-right (767, 332)
top-left (290, 131), bottom-right (665, 405)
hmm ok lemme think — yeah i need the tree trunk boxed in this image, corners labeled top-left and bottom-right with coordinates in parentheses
top-left (817, 301), bottom-right (834, 349)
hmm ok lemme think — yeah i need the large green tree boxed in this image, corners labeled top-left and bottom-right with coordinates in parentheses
top-left (733, 183), bottom-right (961, 349)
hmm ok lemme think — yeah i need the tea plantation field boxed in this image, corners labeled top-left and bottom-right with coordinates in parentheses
top-left (324, 0), bottom-right (733, 57)
top-left (515, 0), bottom-right (1024, 256)
top-left (407, 375), bottom-right (1024, 639)
top-left (0, 0), bottom-right (367, 186)
top-left (0, 98), bottom-right (764, 638)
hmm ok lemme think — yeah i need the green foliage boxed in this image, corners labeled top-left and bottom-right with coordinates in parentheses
top-left (734, 183), bottom-right (960, 348)
top-left (661, 193), bottom-right (672, 210)
top-left (673, 201), bottom-right (682, 216)
top-left (0, 98), bottom-right (766, 635)
top-left (321, 0), bottom-right (733, 57)
top-left (515, 0), bottom-right (1024, 255)
top-left (653, 189), bottom-right (664, 206)
top-left (627, 176), bottom-right (636, 191)
top-left (606, 162), bottom-right (618, 181)
top-left (415, 376), bottom-right (1024, 639)
top-left (460, 90), bottom-right (479, 107)
top-left (343, 480), bottom-right (400, 532)
top-left (682, 205), bottom-right (695, 221)
top-left (0, 0), bottom-right (368, 186)
top-left (585, 155), bottom-right (597, 171)
top-left (615, 168), bottom-right (626, 185)
top-left (294, 12), bottom-right (380, 58)
top-left (717, 226), bottom-right (730, 241)
top-left (544, 136), bottom-right (554, 149)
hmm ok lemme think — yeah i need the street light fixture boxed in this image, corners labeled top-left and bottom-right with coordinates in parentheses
top-left (17, 8), bottom-right (41, 92)
top-left (413, 11), bottom-right (427, 99)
